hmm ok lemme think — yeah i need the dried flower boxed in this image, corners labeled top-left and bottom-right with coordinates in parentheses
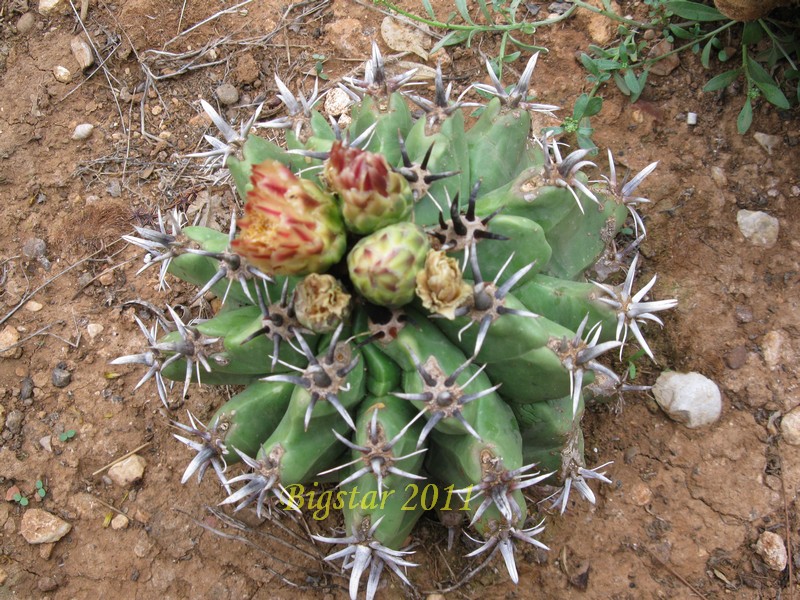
top-left (415, 250), bottom-right (472, 319)
top-left (293, 274), bottom-right (352, 333)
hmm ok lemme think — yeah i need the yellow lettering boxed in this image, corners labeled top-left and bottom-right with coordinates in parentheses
top-left (378, 489), bottom-right (395, 510)
top-left (360, 490), bottom-right (379, 510)
top-left (348, 487), bottom-right (361, 510)
top-left (312, 490), bottom-right (332, 521)
top-left (283, 484), bottom-right (305, 511)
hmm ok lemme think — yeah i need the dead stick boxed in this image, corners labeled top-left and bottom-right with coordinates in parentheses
top-left (92, 442), bottom-right (151, 477)
top-left (643, 546), bottom-right (708, 600)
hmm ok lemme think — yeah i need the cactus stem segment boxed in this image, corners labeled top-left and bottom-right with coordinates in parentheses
top-left (185, 212), bottom-right (274, 305)
top-left (320, 411), bottom-right (427, 496)
top-left (110, 315), bottom-right (170, 406)
top-left (341, 42), bottom-right (420, 104)
top-left (254, 75), bottom-right (323, 141)
top-left (592, 254), bottom-right (678, 361)
top-left (186, 99), bottom-right (265, 173)
top-left (472, 53), bottom-right (559, 114)
top-left (464, 518), bottom-right (548, 584)
top-left (155, 305), bottom-right (222, 400)
top-left (549, 315), bottom-right (622, 417)
top-left (243, 279), bottom-right (305, 372)
top-left (221, 446), bottom-right (298, 517)
top-left (122, 209), bottom-right (186, 289)
top-left (313, 516), bottom-right (417, 600)
top-left (599, 150), bottom-right (658, 236)
top-left (263, 325), bottom-right (358, 431)
top-left (393, 351), bottom-right (494, 446)
top-left (171, 411), bottom-right (230, 490)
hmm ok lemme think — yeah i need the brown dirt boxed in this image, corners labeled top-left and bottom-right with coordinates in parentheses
top-left (0, 0), bottom-right (798, 598)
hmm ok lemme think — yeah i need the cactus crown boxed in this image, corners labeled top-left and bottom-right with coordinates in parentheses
top-left (117, 45), bottom-right (677, 600)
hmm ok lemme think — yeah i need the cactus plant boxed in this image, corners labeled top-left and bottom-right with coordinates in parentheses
top-left (117, 47), bottom-right (677, 599)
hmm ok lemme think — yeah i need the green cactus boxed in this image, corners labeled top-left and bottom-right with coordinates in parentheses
top-left (116, 46), bottom-right (677, 600)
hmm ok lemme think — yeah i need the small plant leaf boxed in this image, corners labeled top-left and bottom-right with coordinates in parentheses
top-left (746, 57), bottom-right (791, 108)
top-left (454, 0), bottom-right (475, 24)
top-left (13, 493), bottom-right (22, 502)
top-left (737, 99), bottom-right (753, 134)
top-left (421, 0), bottom-right (435, 18)
top-left (20, 497), bottom-right (29, 506)
top-left (430, 30), bottom-right (470, 54)
top-left (741, 21), bottom-right (763, 46)
top-left (664, 0), bottom-right (725, 21)
top-left (37, 489), bottom-right (46, 498)
top-left (703, 68), bottom-right (741, 92)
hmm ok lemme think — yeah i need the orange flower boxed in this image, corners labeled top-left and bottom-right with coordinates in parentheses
top-left (232, 160), bottom-right (346, 275)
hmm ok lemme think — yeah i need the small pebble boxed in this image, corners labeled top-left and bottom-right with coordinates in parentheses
top-left (781, 407), bottom-right (800, 446)
top-left (761, 330), bottom-right (788, 369)
top-left (53, 65), bottom-right (71, 82)
top-left (753, 132), bottom-right (781, 156)
top-left (24, 300), bottom-right (43, 312)
top-left (324, 87), bottom-right (352, 117)
top-left (19, 377), bottom-right (34, 400)
top-left (0, 325), bottom-right (22, 359)
top-left (38, 0), bottom-right (62, 15)
top-left (71, 123), bottom-right (94, 140)
top-left (756, 531), bottom-right (787, 571)
top-left (629, 482), bottom-right (653, 506)
top-left (111, 514), bottom-right (130, 530)
top-left (98, 271), bottom-right (114, 286)
top-left (686, 112), bottom-right (697, 125)
top-left (215, 83), bottom-right (239, 106)
top-left (653, 371), bottom-right (721, 429)
top-left (5, 409), bottom-right (23, 434)
top-left (710, 166), bottom-right (727, 188)
top-left (17, 13), bottom-right (36, 34)
top-left (70, 36), bottom-right (94, 69)
top-left (724, 345), bottom-right (748, 370)
top-left (107, 178), bottom-right (122, 197)
top-left (37, 576), bottom-right (59, 592)
top-left (19, 509), bottom-right (72, 544)
top-left (151, 104), bottom-right (162, 116)
top-left (108, 454), bottom-right (146, 487)
top-left (0, 566), bottom-right (7, 585)
top-left (735, 305), bottom-right (753, 324)
top-left (52, 364), bottom-right (71, 388)
top-left (737, 209), bottom-right (779, 248)
top-left (87, 323), bottom-right (104, 340)
top-left (40, 435), bottom-right (53, 452)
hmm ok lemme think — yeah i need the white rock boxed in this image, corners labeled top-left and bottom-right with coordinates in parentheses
top-left (38, 0), bottom-right (62, 15)
top-left (53, 66), bottom-right (71, 83)
top-left (87, 323), bottom-right (104, 340)
top-left (762, 330), bottom-right (790, 369)
top-left (737, 210), bottom-right (779, 248)
top-left (781, 408), bottom-right (800, 446)
top-left (70, 36), bottom-right (94, 70)
top-left (753, 132), bottom-right (781, 156)
top-left (71, 123), bottom-right (94, 140)
top-left (324, 87), bottom-right (352, 117)
top-left (652, 371), bottom-right (721, 429)
top-left (756, 531), bottom-right (787, 571)
top-left (24, 300), bottom-right (43, 312)
top-left (110, 514), bottom-right (129, 530)
top-left (107, 454), bottom-right (146, 487)
top-left (19, 509), bottom-right (72, 544)
top-left (0, 325), bottom-right (21, 358)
